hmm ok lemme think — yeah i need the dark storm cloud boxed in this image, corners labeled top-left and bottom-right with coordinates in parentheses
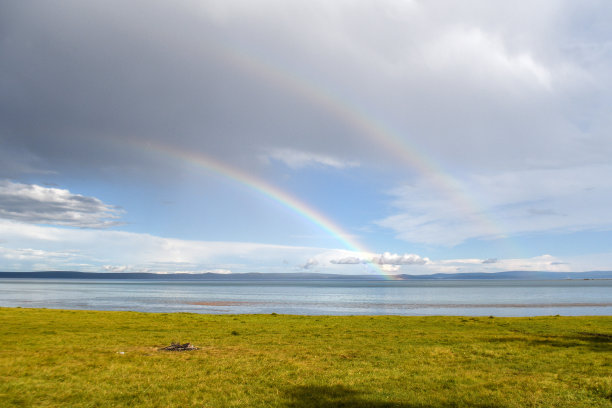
top-left (0, 180), bottom-right (122, 227)
top-left (0, 1), bottom-right (370, 179)
top-left (1, 1), bottom-right (611, 182)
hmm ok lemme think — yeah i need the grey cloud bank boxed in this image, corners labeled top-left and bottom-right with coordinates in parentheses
top-left (2, 1), bottom-right (610, 176)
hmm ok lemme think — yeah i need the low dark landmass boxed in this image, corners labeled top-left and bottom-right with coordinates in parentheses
top-left (1, 270), bottom-right (612, 280)
top-left (397, 270), bottom-right (612, 280)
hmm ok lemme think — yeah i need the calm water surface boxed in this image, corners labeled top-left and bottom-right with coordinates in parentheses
top-left (1, 279), bottom-right (611, 316)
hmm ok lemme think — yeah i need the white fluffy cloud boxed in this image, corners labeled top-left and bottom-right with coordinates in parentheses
top-left (0, 221), bottom-right (431, 274)
top-left (0, 219), bottom-right (323, 273)
top-left (1, 219), bottom-right (610, 274)
top-left (329, 252), bottom-right (428, 266)
top-left (0, 246), bottom-right (78, 262)
top-left (372, 252), bottom-right (429, 265)
top-left (206, 268), bottom-right (233, 274)
top-left (0, 181), bottom-right (122, 228)
top-left (102, 265), bottom-right (129, 273)
top-left (330, 256), bottom-right (365, 265)
top-left (301, 258), bottom-right (319, 269)
top-left (373, 254), bottom-right (596, 275)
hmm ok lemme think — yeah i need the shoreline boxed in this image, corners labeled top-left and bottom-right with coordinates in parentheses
top-left (2, 305), bottom-right (612, 318)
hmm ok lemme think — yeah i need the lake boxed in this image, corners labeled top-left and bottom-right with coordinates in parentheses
top-left (1, 278), bottom-right (611, 316)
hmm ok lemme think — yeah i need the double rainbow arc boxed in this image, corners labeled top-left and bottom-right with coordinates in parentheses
top-left (217, 45), bottom-right (505, 240)
top-left (123, 41), bottom-right (515, 278)
top-left (134, 141), bottom-right (392, 278)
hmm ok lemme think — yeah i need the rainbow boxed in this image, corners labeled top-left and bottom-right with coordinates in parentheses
top-left (120, 41), bottom-right (515, 277)
top-left (132, 140), bottom-right (392, 277)
top-left (215, 45), bottom-right (507, 240)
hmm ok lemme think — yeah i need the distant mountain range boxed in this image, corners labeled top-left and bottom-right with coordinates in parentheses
top-left (1, 270), bottom-right (612, 280)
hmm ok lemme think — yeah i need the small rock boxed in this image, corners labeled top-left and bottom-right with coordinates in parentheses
top-left (159, 342), bottom-right (199, 351)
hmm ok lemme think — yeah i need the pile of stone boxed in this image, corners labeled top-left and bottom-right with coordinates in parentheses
top-left (159, 342), bottom-right (199, 351)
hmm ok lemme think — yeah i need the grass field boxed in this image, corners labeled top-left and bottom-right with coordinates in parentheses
top-left (1, 307), bottom-right (611, 407)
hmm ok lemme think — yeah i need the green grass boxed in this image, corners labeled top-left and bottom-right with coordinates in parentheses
top-left (1, 308), bottom-right (611, 407)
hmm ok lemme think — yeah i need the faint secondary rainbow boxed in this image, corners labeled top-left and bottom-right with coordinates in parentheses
top-left (216, 45), bottom-right (509, 242)
top-left (133, 140), bottom-right (392, 278)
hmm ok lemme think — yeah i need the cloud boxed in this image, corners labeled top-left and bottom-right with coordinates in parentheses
top-left (103, 265), bottom-right (129, 273)
top-left (0, 246), bottom-right (78, 262)
top-left (330, 256), bottom-right (365, 265)
top-left (330, 252), bottom-right (428, 266)
top-left (2, 218), bottom-right (611, 274)
top-left (301, 258), bottom-right (319, 269)
top-left (0, 147), bottom-right (56, 177)
top-left (322, 251), bottom-right (587, 275)
top-left (377, 164), bottom-right (612, 246)
top-left (0, 219), bottom-right (325, 273)
top-left (434, 254), bottom-right (572, 273)
top-left (0, 223), bottom-right (434, 275)
top-left (1, 0), bottom-right (608, 181)
top-left (392, 254), bottom-right (578, 275)
top-left (206, 268), bottom-right (232, 274)
top-left (371, 252), bottom-right (428, 266)
top-left (380, 264), bottom-right (401, 273)
top-left (102, 265), bottom-right (233, 274)
top-left (0, 0), bottom-right (611, 263)
top-left (263, 148), bottom-right (359, 169)
top-left (423, 26), bottom-right (552, 89)
top-left (0, 246), bottom-right (85, 272)
top-left (0, 181), bottom-right (122, 228)
top-left (528, 208), bottom-right (563, 216)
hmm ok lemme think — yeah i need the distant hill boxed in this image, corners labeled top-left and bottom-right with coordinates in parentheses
top-left (0, 271), bottom-right (377, 280)
top-left (1, 270), bottom-right (611, 280)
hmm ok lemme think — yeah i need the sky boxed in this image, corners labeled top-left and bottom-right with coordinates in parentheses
top-left (1, 0), bottom-right (611, 276)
